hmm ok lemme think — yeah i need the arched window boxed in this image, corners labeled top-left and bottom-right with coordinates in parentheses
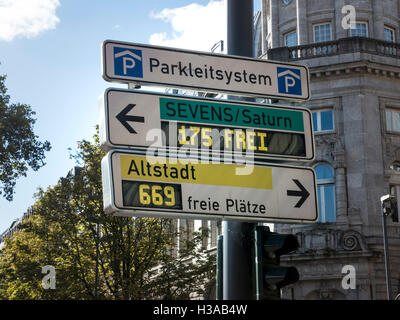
top-left (314, 164), bottom-right (336, 222)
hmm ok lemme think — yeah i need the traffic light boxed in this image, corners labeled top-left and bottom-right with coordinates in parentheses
top-left (254, 226), bottom-right (300, 300)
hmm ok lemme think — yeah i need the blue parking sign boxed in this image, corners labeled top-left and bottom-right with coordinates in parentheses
top-left (277, 67), bottom-right (302, 96)
top-left (113, 47), bottom-right (143, 78)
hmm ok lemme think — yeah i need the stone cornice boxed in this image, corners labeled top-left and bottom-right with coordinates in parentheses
top-left (282, 250), bottom-right (374, 262)
top-left (309, 61), bottom-right (400, 80)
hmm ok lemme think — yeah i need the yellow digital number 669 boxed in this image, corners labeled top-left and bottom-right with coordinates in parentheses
top-left (139, 184), bottom-right (175, 207)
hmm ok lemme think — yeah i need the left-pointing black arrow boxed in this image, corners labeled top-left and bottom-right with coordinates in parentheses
top-left (287, 179), bottom-right (310, 208)
top-left (116, 104), bottom-right (144, 134)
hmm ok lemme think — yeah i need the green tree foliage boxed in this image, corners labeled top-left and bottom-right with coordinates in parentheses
top-left (0, 130), bottom-right (215, 299)
top-left (0, 74), bottom-right (51, 201)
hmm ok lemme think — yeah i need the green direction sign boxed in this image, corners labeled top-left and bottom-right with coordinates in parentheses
top-left (99, 88), bottom-right (315, 161)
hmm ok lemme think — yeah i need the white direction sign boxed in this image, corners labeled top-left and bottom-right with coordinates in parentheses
top-left (99, 88), bottom-right (315, 161)
top-left (102, 40), bottom-right (310, 101)
top-left (101, 149), bottom-right (319, 223)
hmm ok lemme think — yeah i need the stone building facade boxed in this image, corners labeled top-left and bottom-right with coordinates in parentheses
top-left (257, 0), bottom-right (400, 300)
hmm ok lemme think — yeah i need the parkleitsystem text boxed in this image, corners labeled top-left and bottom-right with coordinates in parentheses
top-left (149, 58), bottom-right (272, 86)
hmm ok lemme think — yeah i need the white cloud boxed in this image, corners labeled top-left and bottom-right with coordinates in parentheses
top-left (0, 0), bottom-right (60, 41)
top-left (149, 0), bottom-right (226, 52)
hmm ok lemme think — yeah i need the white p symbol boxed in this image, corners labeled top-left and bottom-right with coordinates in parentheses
top-left (122, 57), bottom-right (136, 75)
top-left (285, 76), bottom-right (296, 92)
top-left (114, 50), bottom-right (142, 75)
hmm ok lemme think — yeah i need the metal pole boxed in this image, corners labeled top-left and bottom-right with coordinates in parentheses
top-left (223, 222), bottom-right (255, 299)
top-left (216, 235), bottom-right (223, 300)
top-left (227, 0), bottom-right (254, 57)
top-left (94, 222), bottom-right (100, 299)
top-left (382, 205), bottom-right (392, 300)
top-left (223, 0), bottom-right (255, 300)
top-left (254, 227), bottom-right (264, 300)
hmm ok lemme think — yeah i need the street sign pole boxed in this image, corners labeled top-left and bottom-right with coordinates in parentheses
top-left (223, 0), bottom-right (255, 300)
top-left (216, 235), bottom-right (223, 300)
top-left (380, 195), bottom-right (394, 300)
top-left (382, 206), bottom-right (392, 300)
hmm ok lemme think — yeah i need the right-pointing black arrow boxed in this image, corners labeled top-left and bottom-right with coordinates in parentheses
top-left (287, 179), bottom-right (310, 208)
top-left (116, 104), bottom-right (144, 134)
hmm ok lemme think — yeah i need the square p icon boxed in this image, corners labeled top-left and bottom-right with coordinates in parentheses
top-left (113, 47), bottom-right (143, 78)
top-left (277, 67), bottom-right (302, 96)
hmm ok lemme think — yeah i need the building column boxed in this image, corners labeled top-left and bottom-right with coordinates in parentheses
top-left (333, 135), bottom-right (348, 223)
top-left (261, 0), bottom-right (268, 54)
top-left (335, 166), bottom-right (348, 223)
top-left (271, 0), bottom-right (280, 48)
top-left (334, 0), bottom-right (346, 40)
top-left (296, 0), bottom-right (308, 45)
top-left (372, 0), bottom-right (384, 40)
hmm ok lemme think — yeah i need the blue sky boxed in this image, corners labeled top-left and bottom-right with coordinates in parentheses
top-left (0, 0), bottom-right (261, 233)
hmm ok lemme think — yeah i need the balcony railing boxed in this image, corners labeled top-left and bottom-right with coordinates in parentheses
top-left (266, 37), bottom-right (400, 62)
